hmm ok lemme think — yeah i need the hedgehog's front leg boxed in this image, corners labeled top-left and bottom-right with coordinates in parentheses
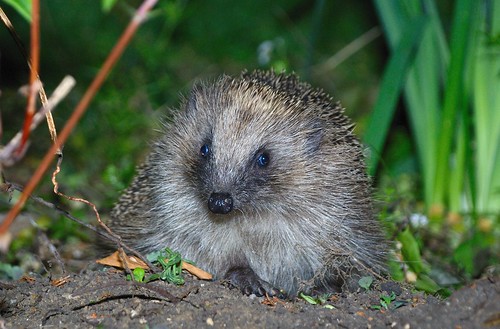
top-left (224, 266), bottom-right (285, 298)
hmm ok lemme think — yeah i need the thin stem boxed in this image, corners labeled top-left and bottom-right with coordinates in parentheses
top-left (0, 0), bottom-right (158, 235)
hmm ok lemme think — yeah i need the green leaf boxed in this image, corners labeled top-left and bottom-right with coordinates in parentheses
top-left (145, 248), bottom-right (187, 285)
top-left (397, 228), bottom-right (425, 274)
top-left (299, 293), bottom-right (333, 307)
top-left (101, 0), bottom-right (118, 13)
top-left (358, 276), bottom-right (374, 291)
top-left (132, 267), bottom-right (145, 282)
top-left (413, 273), bottom-right (442, 294)
top-left (433, 0), bottom-right (480, 207)
top-left (0, 263), bottom-right (24, 280)
top-left (373, 0), bottom-right (448, 207)
top-left (2, 0), bottom-right (31, 22)
top-left (472, 1), bottom-right (500, 215)
top-left (453, 231), bottom-right (493, 277)
top-left (381, 292), bottom-right (396, 305)
top-left (299, 292), bottom-right (319, 305)
top-left (388, 258), bottom-right (405, 281)
top-left (363, 15), bottom-right (427, 175)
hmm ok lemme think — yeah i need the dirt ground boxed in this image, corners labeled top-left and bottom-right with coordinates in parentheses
top-left (1, 263), bottom-right (499, 329)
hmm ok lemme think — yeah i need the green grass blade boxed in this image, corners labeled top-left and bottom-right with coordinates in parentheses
top-left (433, 0), bottom-right (480, 208)
top-left (373, 0), bottom-right (408, 47)
top-left (364, 16), bottom-right (427, 175)
top-left (1, 0), bottom-right (32, 22)
top-left (374, 0), bottom-right (448, 208)
top-left (448, 116), bottom-right (468, 213)
top-left (472, 0), bottom-right (500, 215)
top-left (423, 0), bottom-right (450, 69)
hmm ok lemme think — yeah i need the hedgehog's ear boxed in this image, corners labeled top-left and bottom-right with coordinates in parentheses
top-left (305, 120), bottom-right (324, 154)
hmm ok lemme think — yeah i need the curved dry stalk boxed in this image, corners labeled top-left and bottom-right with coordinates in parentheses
top-left (51, 155), bottom-right (125, 249)
top-left (3, 181), bottom-right (157, 272)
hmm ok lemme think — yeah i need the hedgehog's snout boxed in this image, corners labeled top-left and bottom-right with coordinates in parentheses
top-left (208, 192), bottom-right (234, 214)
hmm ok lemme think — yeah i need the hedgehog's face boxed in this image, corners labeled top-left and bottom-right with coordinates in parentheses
top-left (175, 79), bottom-right (325, 218)
top-left (197, 141), bottom-right (271, 214)
top-left (193, 109), bottom-right (284, 216)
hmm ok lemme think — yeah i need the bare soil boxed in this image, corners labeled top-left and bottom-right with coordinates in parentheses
top-left (1, 264), bottom-right (499, 329)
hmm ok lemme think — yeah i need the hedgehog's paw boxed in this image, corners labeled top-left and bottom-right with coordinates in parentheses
top-left (224, 266), bottom-right (286, 298)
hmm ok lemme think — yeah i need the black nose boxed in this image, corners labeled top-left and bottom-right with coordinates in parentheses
top-left (208, 192), bottom-right (233, 214)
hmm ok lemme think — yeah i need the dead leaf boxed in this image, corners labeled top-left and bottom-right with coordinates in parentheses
top-left (96, 250), bottom-right (148, 269)
top-left (51, 275), bottom-right (71, 287)
top-left (19, 275), bottom-right (36, 283)
top-left (182, 261), bottom-right (212, 280)
top-left (96, 251), bottom-right (213, 280)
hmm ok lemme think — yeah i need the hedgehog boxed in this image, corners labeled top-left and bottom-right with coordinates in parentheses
top-left (108, 70), bottom-right (386, 297)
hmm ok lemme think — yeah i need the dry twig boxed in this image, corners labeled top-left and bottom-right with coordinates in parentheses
top-left (0, 0), bottom-right (158, 234)
top-left (2, 181), bottom-right (157, 271)
top-left (0, 76), bottom-right (75, 166)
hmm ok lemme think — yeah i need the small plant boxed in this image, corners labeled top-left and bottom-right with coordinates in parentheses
top-left (370, 292), bottom-right (395, 310)
top-left (125, 248), bottom-right (189, 285)
top-left (145, 248), bottom-right (186, 285)
top-left (131, 267), bottom-right (146, 282)
top-left (370, 291), bottom-right (408, 311)
top-left (146, 248), bottom-right (188, 285)
top-left (299, 292), bottom-right (335, 309)
top-left (0, 262), bottom-right (23, 280)
top-left (380, 292), bottom-right (395, 310)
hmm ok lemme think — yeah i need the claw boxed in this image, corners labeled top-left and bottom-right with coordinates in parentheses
top-left (224, 266), bottom-right (286, 298)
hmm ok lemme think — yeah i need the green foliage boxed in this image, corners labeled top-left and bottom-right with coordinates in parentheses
top-left (127, 267), bottom-right (146, 282)
top-left (101, 0), bottom-right (118, 13)
top-left (371, 0), bottom-right (500, 284)
top-left (452, 230), bottom-right (497, 278)
top-left (45, 214), bottom-right (89, 242)
top-left (370, 292), bottom-right (395, 310)
top-left (398, 228), bottom-right (426, 274)
top-left (143, 248), bottom-right (187, 285)
top-left (372, 0), bottom-right (500, 215)
top-left (0, 262), bottom-right (23, 280)
top-left (1, 0), bottom-right (31, 22)
top-left (370, 292), bottom-right (407, 311)
top-left (299, 292), bottom-right (334, 309)
top-left (363, 16), bottom-right (427, 175)
top-left (377, 177), bottom-right (451, 296)
top-left (126, 248), bottom-right (187, 284)
top-left (397, 228), bottom-right (444, 294)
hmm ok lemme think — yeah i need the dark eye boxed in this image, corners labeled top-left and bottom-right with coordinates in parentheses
top-left (200, 144), bottom-right (210, 157)
top-left (256, 153), bottom-right (270, 168)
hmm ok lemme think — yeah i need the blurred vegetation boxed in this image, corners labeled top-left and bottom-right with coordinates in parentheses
top-left (366, 0), bottom-right (500, 293)
top-left (0, 0), bottom-right (498, 293)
